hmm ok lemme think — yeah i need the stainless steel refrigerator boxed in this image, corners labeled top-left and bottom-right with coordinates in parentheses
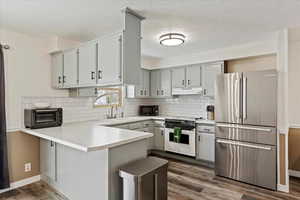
top-left (215, 69), bottom-right (277, 190)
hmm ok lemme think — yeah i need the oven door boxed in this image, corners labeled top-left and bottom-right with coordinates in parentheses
top-left (164, 128), bottom-right (196, 157)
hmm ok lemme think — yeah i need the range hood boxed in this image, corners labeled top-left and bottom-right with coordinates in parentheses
top-left (172, 87), bottom-right (203, 95)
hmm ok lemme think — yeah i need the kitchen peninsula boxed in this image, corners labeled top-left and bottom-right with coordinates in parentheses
top-left (22, 119), bottom-right (153, 200)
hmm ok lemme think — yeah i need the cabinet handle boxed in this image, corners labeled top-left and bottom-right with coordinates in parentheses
top-left (118, 35), bottom-right (122, 81)
top-left (182, 80), bottom-right (185, 86)
top-left (144, 89), bottom-right (147, 96)
top-left (154, 173), bottom-right (158, 200)
top-left (91, 71), bottom-right (95, 80)
top-left (161, 90), bottom-right (164, 96)
top-left (63, 76), bottom-right (66, 83)
top-left (157, 90), bottom-right (159, 96)
top-left (161, 130), bottom-right (164, 136)
top-left (203, 89), bottom-right (207, 95)
top-left (58, 76), bottom-right (61, 84)
top-left (140, 90), bottom-right (143, 96)
top-left (98, 70), bottom-right (102, 79)
top-left (188, 80), bottom-right (190, 85)
top-left (198, 135), bottom-right (201, 141)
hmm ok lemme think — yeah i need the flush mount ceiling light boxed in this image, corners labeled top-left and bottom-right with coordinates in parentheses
top-left (159, 33), bottom-right (185, 46)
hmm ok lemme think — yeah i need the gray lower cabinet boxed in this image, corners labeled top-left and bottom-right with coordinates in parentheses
top-left (112, 120), bottom-right (165, 151)
top-left (153, 126), bottom-right (164, 151)
top-left (40, 139), bottom-right (57, 183)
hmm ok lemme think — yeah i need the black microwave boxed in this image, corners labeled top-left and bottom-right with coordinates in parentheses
top-left (24, 108), bottom-right (63, 129)
top-left (139, 105), bottom-right (159, 116)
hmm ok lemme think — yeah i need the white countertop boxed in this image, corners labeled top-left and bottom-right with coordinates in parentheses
top-left (21, 120), bottom-right (153, 152)
top-left (21, 116), bottom-right (215, 152)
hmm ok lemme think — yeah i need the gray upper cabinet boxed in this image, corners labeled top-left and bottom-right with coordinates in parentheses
top-left (136, 69), bottom-right (150, 98)
top-left (51, 52), bottom-right (64, 89)
top-left (172, 65), bottom-right (201, 90)
top-left (78, 41), bottom-right (98, 87)
top-left (201, 62), bottom-right (223, 97)
top-left (160, 69), bottom-right (172, 97)
top-left (186, 64), bottom-right (201, 88)
top-left (97, 33), bottom-right (122, 86)
top-left (51, 9), bottom-right (144, 89)
top-left (122, 10), bottom-right (143, 86)
top-left (172, 67), bottom-right (186, 88)
top-left (63, 49), bottom-right (78, 88)
top-left (151, 69), bottom-right (172, 98)
top-left (150, 70), bottom-right (160, 97)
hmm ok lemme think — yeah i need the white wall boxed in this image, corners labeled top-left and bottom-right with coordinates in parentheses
top-left (288, 27), bottom-right (300, 127)
top-left (147, 36), bottom-right (278, 69)
top-left (0, 29), bottom-right (79, 130)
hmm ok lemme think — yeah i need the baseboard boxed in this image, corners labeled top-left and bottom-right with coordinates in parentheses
top-left (0, 175), bottom-right (41, 194)
top-left (289, 169), bottom-right (300, 178)
top-left (277, 183), bottom-right (289, 193)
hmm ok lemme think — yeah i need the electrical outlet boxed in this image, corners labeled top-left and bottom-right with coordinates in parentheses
top-left (24, 163), bottom-right (31, 172)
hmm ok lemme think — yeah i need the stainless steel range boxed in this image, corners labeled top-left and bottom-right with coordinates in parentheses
top-left (215, 70), bottom-right (277, 190)
top-left (164, 119), bottom-right (196, 157)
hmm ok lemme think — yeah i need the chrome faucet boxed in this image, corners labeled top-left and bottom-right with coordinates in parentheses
top-left (106, 105), bottom-right (117, 119)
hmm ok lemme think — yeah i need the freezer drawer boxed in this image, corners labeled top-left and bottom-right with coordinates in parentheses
top-left (216, 123), bottom-right (276, 145)
top-left (215, 139), bottom-right (277, 190)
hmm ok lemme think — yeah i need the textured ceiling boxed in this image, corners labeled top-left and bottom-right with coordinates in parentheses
top-left (1, 0), bottom-right (300, 58)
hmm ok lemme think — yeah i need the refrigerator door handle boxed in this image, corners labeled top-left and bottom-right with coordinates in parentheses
top-left (243, 77), bottom-right (247, 120)
top-left (216, 123), bottom-right (272, 132)
top-left (216, 139), bottom-right (272, 151)
top-left (234, 78), bottom-right (240, 121)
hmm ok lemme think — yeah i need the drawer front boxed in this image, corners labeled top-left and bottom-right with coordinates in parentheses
top-left (215, 139), bottom-right (277, 190)
top-left (197, 125), bottom-right (215, 133)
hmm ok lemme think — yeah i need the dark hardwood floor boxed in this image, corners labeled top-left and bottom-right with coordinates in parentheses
top-left (1, 158), bottom-right (300, 200)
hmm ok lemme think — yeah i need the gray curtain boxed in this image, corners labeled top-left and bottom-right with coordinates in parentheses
top-left (0, 44), bottom-right (10, 189)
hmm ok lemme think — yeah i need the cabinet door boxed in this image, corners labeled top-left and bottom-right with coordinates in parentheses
top-left (78, 42), bottom-right (97, 86)
top-left (51, 52), bottom-right (64, 88)
top-left (186, 64), bottom-right (201, 88)
top-left (160, 69), bottom-right (172, 97)
top-left (143, 70), bottom-right (150, 97)
top-left (196, 133), bottom-right (215, 162)
top-left (202, 63), bottom-right (223, 97)
top-left (135, 70), bottom-right (144, 97)
top-left (154, 127), bottom-right (165, 150)
top-left (172, 67), bottom-right (186, 88)
top-left (40, 140), bottom-right (57, 182)
top-left (150, 70), bottom-right (161, 97)
top-left (98, 34), bottom-right (122, 85)
top-left (63, 49), bottom-right (78, 88)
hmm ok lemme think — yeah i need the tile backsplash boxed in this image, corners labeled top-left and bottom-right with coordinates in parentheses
top-left (21, 95), bottom-right (213, 126)
top-left (134, 95), bottom-right (214, 118)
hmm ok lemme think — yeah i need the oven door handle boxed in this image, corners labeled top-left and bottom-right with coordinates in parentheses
top-left (216, 139), bottom-right (272, 151)
top-left (35, 109), bottom-right (58, 113)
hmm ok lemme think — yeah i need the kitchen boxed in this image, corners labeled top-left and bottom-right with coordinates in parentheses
top-left (1, 0), bottom-right (300, 200)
